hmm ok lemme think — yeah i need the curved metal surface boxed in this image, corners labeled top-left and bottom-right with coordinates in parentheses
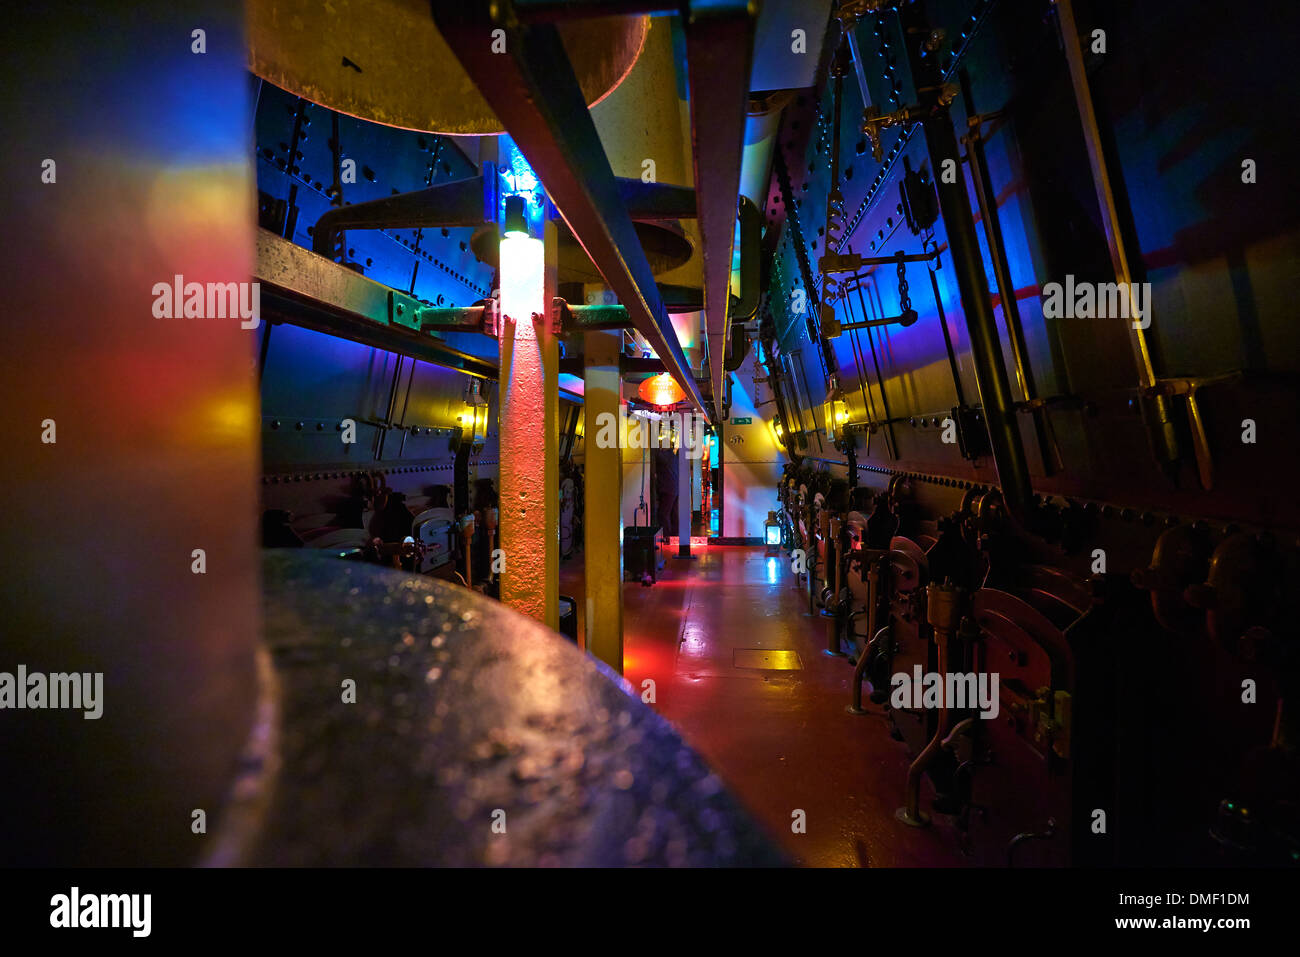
top-left (251, 552), bottom-right (787, 866)
top-left (248, 0), bottom-right (648, 135)
top-left (889, 535), bottom-right (927, 593)
top-left (972, 588), bottom-right (1073, 692)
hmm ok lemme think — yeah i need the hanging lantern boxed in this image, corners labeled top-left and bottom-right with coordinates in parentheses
top-left (824, 386), bottom-right (848, 442)
top-left (637, 372), bottom-right (686, 408)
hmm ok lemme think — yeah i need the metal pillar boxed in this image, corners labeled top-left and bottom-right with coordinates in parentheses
top-left (677, 429), bottom-right (694, 558)
top-left (583, 329), bottom-right (624, 672)
top-left (498, 217), bottom-right (559, 630)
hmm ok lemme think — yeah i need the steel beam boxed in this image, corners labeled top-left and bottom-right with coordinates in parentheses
top-left (432, 3), bottom-right (707, 419)
top-left (312, 176), bottom-right (486, 257)
top-left (683, 0), bottom-right (757, 419)
top-left (256, 229), bottom-right (497, 378)
top-left (313, 176), bottom-right (698, 258)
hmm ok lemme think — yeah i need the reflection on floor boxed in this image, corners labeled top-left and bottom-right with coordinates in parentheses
top-left (561, 544), bottom-right (968, 867)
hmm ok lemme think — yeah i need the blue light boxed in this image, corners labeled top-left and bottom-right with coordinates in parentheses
top-left (498, 135), bottom-right (545, 235)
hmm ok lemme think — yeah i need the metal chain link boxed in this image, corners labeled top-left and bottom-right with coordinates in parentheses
top-left (896, 251), bottom-right (911, 314)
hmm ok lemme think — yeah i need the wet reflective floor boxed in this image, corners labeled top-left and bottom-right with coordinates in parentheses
top-left (561, 545), bottom-right (969, 867)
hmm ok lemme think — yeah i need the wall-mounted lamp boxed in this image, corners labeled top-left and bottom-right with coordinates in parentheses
top-left (824, 386), bottom-right (848, 442)
top-left (460, 378), bottom-right (490, 449)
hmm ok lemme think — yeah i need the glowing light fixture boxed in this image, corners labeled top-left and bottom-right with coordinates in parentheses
top-left (500, 232), bottom-right (544, 324)
top-left (637, 372), bottom-right (686, 408)
top-left (764, 510), bottom-right (782, 550)
top-left (824, 386), bottom-right (848, 442)
top-left (459, 378), bottom-right (490, 448)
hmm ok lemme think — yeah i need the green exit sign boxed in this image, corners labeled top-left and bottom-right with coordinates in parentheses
top-left (730, 417), bottom-right (752, 425)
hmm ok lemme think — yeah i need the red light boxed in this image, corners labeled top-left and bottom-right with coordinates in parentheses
top-left (637, 373), bottom-right (686, 408)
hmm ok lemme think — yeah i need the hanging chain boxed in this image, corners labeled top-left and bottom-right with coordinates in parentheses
top-left (896, 250), bottom-right (911, 314)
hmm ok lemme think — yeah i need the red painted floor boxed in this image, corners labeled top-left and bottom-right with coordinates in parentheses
top-left (560, 544), bottom-right (970, 867)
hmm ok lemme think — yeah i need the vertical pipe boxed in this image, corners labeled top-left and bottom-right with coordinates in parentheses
top-left (923, 110), bottom-right (1033, 522)
top-left (497, 217), bottom-right (559, 629)
top-left (845, 26), bottom-right (873, 112)
top-left (677, 425), bottom-right (692, 556)
top-left (583, 329), bottom-right (624, 672)
top-left (375, 354), bottom-right (403, 461)
top-left (959, 71), bottom-right (1060, 475)
top-left (899, 2), bottom-right (1032, 523)
top-left (854, 284), bottom-right (899, 459)
top-left (926, 266), bottom-right (968, 408)
top-left (1053, 0), bottom-right (1178, 469)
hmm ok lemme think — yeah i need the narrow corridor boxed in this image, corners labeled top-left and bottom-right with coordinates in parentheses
top-left (563, 545), bottom-right (968, 867)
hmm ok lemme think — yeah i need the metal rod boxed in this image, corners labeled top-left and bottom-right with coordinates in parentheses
top-left (845, 24), bottom-right (873, 113)
top-left (1053, 0), bottom-right (1179, 471)
top-left (960, 70), bottom-right (1059, 475)
top-left (376, 355), bottom-right (403, 461)
top-left (899, 0), bottom-right (1033, 524)
top-left (921, 104), bottom-right (1034, 522)
top-left (854, 283), bottom-right (898, 459)
top-left (842, 293), bottom-right (879, 431)
top-left (828, 250), bottom-right (943, 274)
top-left (926, 265), bottom-right (967, 408)
top-left (396, 360), bottom-right (417, 457)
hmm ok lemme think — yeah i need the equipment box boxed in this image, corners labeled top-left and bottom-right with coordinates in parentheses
top-left (623, 527), bottom-right (662, 584)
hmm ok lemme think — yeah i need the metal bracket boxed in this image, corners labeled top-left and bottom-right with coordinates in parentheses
top-left (861, 84), bottom-right (958, 162)
top-left (549, 297), bottom-right (631, 336)
top-left (1143, 372), bottom-right (1241, 491)
top-left (821, 308), bottom-right (918, 337)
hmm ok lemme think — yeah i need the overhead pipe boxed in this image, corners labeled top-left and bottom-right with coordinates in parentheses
top-left (683, 0), bottom-right (758, 420)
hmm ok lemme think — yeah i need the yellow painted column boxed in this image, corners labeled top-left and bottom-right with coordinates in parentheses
top-left (583, 329), bottom-right (624, 672)
top-left (497, 217), bottom-right (559, 630)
